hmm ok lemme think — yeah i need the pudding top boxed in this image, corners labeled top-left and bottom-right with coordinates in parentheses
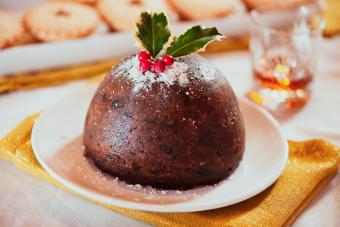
top-left (114, 54), bottom-right (220, 94)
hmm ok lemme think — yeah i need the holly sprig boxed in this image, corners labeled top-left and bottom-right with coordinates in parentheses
top-left (135, 12), bottom-right (171, 58)
top-left (166, 26), bottom-right (222, 58)
top-left (135, 11), bottom-right (223, 59)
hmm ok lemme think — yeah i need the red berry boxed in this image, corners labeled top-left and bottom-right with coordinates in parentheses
top-left (152, 61), bottom-right (165, 73)
top-left (138, 51), bottom-right (151, 62)
top-left (140, 60), bottom-right (151, 72)
top-left (161, 54), bottom-right (174, 66)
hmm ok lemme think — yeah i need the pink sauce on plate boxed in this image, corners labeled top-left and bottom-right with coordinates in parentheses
top-left (47, 136), bottom-right (221, 205)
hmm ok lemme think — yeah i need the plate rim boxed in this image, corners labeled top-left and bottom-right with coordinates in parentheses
top-left (31, 87), bottom-right (288, 212)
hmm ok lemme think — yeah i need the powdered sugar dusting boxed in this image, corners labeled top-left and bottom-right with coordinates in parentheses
top-left (115, 55), bottom-right (218, 94)
top-left (186, 55), bottom-right (218, 81)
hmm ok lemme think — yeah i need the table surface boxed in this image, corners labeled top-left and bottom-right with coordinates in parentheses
top-left (0, 37), bottom-right (339, 227)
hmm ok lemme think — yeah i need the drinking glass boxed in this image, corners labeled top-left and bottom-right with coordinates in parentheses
top-left (247, 4), bottom-right (324, 115)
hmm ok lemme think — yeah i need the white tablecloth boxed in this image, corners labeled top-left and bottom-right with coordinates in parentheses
top-left (0, 37), bottom-right (339, 226)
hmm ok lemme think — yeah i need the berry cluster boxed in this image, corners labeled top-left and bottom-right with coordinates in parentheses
top-left (138, 51), bottom-right (174, 73)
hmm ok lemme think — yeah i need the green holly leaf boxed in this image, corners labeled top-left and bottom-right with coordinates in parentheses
top-left (135, 12), bottom-right (171, 58)
top-left (166, 26), bottom-right (223, 58)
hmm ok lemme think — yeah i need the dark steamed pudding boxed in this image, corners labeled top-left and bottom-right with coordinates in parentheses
top-left (83, 54), bottom-right (245, 189)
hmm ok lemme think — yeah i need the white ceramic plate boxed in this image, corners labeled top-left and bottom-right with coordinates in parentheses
top-left (31, 85), bottom-right (288, 212)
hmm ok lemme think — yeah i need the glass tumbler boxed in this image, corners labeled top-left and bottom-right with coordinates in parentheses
top-left (247, 5), bottom-right (324, 115)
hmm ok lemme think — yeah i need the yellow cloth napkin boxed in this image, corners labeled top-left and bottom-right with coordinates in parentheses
top-left (0, 115), bottom-right (339, 227)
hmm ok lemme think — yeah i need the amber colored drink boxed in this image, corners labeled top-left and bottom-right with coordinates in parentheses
top-left (248, 55), bottom-right (314, 113)
top-left (253, 69), bottom-right (313, 91)
top-left (253, 55), bottom-right (314, 91)
top-left (248, 6), bottom-right (323, 114)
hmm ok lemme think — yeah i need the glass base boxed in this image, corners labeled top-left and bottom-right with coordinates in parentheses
top-left (247, 86), bottom-right (310, 117)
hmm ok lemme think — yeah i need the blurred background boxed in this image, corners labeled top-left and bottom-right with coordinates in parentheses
top-left (1, 0), bottom-right (338, 77)
top-left (1, 0), bottom-right (339, 114)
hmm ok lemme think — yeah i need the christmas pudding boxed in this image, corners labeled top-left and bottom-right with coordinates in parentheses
top-left (83, 12), bottom-right (245, 189)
